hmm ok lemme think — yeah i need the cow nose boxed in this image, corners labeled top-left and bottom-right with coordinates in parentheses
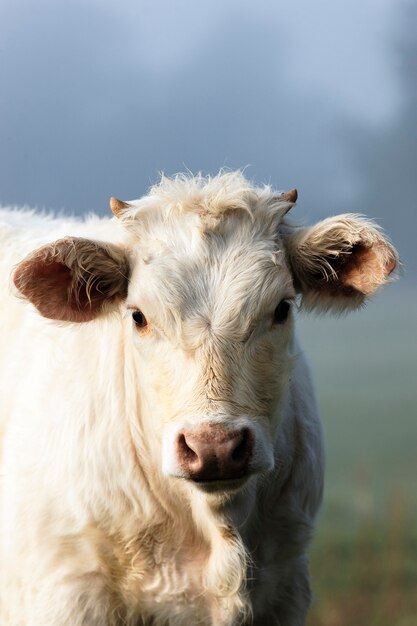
top-left (176, 426), bottom-right (253, 482)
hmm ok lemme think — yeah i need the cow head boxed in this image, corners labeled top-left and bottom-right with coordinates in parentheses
top-left (13, 173), bottom-right (398, 499)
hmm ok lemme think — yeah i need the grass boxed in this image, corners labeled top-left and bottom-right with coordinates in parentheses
top-left (308, 510), bottom-right (417, 626)
top-left (297, 285), bottom-right (417, 625)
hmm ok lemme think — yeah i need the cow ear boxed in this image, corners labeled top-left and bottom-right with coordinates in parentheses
top-left (284, 214), bottom-right (399, 313)
top-left (13, 237), bottom-right (129, 322)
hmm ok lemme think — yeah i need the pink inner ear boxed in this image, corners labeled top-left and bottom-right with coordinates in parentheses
top-left (14, 259), bottom-right (104, 322)
top-left (338, 244), bottom-right (396, 296)
top-left (36, 260), bottom-right (72, 288)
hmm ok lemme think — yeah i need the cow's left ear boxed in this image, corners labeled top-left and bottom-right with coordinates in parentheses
top-left (284, 214), bottom-right (399, 312)
top-left (13, 237), bottom-right (129, 322)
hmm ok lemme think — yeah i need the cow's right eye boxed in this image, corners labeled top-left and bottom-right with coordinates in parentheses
top-left (132, 310), bottom-right (147, 328)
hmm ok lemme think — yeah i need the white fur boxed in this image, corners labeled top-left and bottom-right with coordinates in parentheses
top-left (0, 172), bottom-right (397, 626)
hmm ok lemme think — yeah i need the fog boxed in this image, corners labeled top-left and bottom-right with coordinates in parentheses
top-left (0, 0), bottom-right (416, 275)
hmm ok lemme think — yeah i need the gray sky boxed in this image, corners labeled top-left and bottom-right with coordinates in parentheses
top-left (0, 0), bottom-right (415, 273)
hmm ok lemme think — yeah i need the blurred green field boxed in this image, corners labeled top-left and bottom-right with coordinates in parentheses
top-left (308, 521), bottom-right (417, 626)
top-left (297, 284), bottom-right (417, 625)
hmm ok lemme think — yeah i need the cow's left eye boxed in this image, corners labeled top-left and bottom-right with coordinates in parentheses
top-left (273, 299), bottom-right (291, 324)
top-left (132, 310), bottom-right (147, 328)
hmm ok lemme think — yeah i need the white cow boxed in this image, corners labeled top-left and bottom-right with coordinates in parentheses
top-left (0, 172), bottom-right (398, 626)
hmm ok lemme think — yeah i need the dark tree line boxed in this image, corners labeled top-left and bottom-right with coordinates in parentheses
top-left (346, 1), bottom-right (417, 276)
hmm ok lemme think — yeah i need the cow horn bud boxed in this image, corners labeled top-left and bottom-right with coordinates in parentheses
top-left (280, 188), bottom-right (298, 203)
top-left (110, 197), bottom-right (131, 218)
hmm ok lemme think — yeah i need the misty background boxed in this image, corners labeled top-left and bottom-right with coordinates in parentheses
top-left (1, 1), bottom-right (416, 623)
top-left (1, 0), bottom-right (416, 276)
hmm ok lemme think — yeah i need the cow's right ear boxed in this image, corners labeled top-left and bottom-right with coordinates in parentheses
top-left (13, 237), bottom-right (129, 322)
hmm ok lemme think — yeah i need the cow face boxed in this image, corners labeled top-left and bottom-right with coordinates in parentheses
top-left (13, 173), bottom-right (398, 496)
top-left (123, 209), bottom-right (296, 493)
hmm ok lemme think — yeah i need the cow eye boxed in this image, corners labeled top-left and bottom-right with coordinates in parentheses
top-left (132, 310), bottom-right (147, 328)
top-left (273, 299), bottom-right (291, 324)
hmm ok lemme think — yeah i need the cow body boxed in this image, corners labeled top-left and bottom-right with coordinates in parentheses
top-left (0, 173), bottom-right (397, 625)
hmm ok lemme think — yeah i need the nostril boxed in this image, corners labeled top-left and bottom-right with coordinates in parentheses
top-left (177, 433), bottom-right (198, 462)
top-left (231, 429), bottom-right (251, 463)
top-left (232, 432), bottom-right (245, 461)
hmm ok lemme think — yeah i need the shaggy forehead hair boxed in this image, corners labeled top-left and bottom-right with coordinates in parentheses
top-left (120, 170), bottom-right (290, 238)
top-left (123, 172), bottom-right (295, 338)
